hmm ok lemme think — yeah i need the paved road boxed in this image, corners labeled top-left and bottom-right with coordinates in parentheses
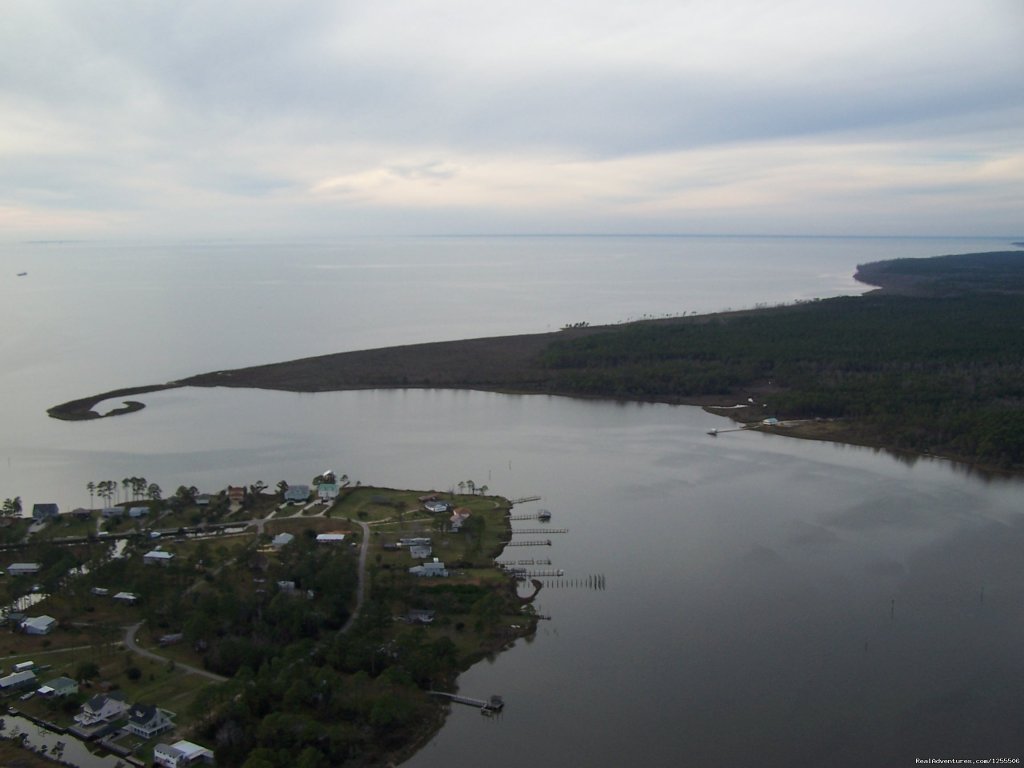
top-left (123, 621), bottom-right (227, 683)
top-left (340, 520), bottom-right (370, 634)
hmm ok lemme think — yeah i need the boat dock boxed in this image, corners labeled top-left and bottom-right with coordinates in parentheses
top-left (512, 527), bottom-right (567, 534)
top-left (504, 567), bottom-right (564, 578)
top-left (503, 539), bottom-right (551, 547)
top-left (429, 691), bottom-right (505, 712)
top-left (509, 495), bottom-right (541, 505)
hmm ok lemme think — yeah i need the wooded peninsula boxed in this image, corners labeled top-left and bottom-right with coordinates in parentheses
top-left (50, 250), bottom-right (1024, 473)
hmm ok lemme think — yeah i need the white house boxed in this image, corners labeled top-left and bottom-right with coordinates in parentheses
top-left (144, 550), bottom-right (175, 566)
top-left (125, 703), bottom-right (175, 739)
top-left (113, 591), bottom-right (138, 605)
top-left (21, 615), bottom-right (57, 635)
top-left (409, 558), bottom-right (448, 578)
top-left (128, 506), bottom-right (149, 518)
top-left (75, 692), bottom-right (128, 727)
top-left (154, 740), bottom-right (214, 767)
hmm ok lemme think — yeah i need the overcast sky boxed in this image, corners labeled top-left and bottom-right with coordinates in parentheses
top-left (2, 0), bottom-right (1022, 239)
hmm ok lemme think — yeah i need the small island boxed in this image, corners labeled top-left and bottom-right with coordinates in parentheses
top-left (0, 477), bottom-right (537, 767)
top-left (49, 250), bottom-right (1024, 472)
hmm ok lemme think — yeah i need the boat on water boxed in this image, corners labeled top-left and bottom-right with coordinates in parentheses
top-left (16, 272), bottom-right (27, 277)
top-left (537, 509), bottom-right (552, 521)
top-left (707, 428), bottom-right (718, 436)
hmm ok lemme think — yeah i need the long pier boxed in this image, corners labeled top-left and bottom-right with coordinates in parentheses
top-left (502, 539), bottom-right (551, 547)
top-left (429, 691), bottom-right (505, 712)
top-left (509, 495), bottom-right (541, 504)
top-left (504, 568), bottom-right (564, 578)
top-left (512, 527), bottom-right (567, 534)
top-left (495, 558), bottom-right (552, 566)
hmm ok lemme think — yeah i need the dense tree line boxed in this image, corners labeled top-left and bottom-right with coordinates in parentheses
top-left (538, 293), bottom-right (1024, 468)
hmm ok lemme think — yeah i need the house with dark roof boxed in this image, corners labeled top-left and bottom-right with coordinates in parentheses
top-left (283, 484), bottom-right (310, 503)
top-left (125, 703), bottom-right (175, 739)
top-left (31, 503), bottom-right (59, 522)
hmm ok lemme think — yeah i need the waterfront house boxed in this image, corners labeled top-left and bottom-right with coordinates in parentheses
top-left (91, 587), bottom-right (110, 596)
top-left (195, 494), bottom-right (212, 507)
top-left (154, 739), bottom-right (214, 767)
top-left (22, 615), bottom-right (57, 635)
top-left (128, 506), bottom-right (149, 518)
top-left (0, 670), bottom-right (36, 692)
top-left (409, 558), bottom-right (448, 578)
top-left (144, 549), bottom-right (175, 566)
top-left (102, 507), bottom-right (124, 518)
top-left (38, 676), bottom-right (78, 697)
top-left (75, 691), bottom-right (128, 727)
top-left (31, 503), bottom-right (59, 522)
top-left (284, 484), bottom-right (310, 503)
top-left (227, 486), bottom-right (246, 505)
top-left (71, 507), bottom-right (93, 520)
top-left (7, 562), bottom-right (41, 577)
top-left (113, 591), bottom-right (138, 605)
top-left (125, 703), bottom-right (175, 739)
top-left (424, 501), bottom-right (451, 514)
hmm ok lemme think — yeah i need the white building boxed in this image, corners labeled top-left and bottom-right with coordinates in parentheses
top-left (154, 740), bottom-right (215, 767)
top-left (7, 562), bottom-right (41, 577)
top-left (144, 550), bottom-right (175, 566)
top-left (22, 615), bottom-right (57, 635)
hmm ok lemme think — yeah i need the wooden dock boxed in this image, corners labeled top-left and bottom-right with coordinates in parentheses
top-left (509, 495), bottom-right (541, 504)
top-left (512, 527), bottom-right (567, 534)
top-left (503, 539), bottom-right (551, 547)
top-left (429, 691), bottom-right (505, 712)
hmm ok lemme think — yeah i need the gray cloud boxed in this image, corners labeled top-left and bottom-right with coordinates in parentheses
top-left (1, 0), bottom-right (1021, 236)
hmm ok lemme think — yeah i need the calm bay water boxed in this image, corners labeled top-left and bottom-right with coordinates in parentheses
top-left (1, 235), bottom-right (1022, 765)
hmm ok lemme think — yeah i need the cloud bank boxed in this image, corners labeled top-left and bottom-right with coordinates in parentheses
top-left (2, 0), bottom-right (1022, 237)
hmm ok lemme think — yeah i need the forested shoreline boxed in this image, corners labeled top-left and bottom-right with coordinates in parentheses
top-left (49, 250), bottom-right (1024, 471)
